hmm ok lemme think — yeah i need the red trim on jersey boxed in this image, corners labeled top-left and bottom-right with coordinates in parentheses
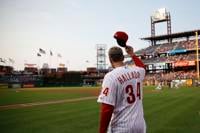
top-left (131, 54), bottom-right (145, 69)
top-left (99, 103), bottom-right (114, 133)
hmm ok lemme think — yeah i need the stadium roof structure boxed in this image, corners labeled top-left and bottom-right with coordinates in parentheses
top-left (141, 29), bottom-right (200, 41)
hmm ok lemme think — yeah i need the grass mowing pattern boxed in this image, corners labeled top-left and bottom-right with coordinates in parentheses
top-left (144, 87), bottom-right (200, 133)
top-left (0, 100), bottom-right (99, 133)
top-left (0, 87), bottom-right (99, 106)
top-left (0, 86), bottom-right (200, 133)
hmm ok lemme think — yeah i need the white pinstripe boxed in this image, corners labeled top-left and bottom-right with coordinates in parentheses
top-left (98, 65), bottom-right (146, 133)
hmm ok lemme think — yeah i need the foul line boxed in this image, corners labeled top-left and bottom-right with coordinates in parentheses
top-left (0, 96), bottom-right (97, 110)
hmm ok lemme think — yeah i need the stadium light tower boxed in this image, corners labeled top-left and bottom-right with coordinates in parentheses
top-left (151, 8), bottom-right (172, 45)
top-left (96, 44), bottom-right (106, 70)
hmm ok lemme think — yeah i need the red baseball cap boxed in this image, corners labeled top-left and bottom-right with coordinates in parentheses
top-left (114, 31), bottom-right (128, 43)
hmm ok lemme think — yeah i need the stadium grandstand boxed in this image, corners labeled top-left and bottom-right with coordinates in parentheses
top-left (0, 63), bottom-right (106, 88)
top-left (125, 29), bottom-right (200, 87)
top-left (125, 8), bottom-right (200, 87)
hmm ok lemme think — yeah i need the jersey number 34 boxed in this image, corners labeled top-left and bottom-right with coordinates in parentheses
top-left (125, 82), bottom-right (141, 104)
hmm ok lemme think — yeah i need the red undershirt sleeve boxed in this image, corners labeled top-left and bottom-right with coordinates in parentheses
top-left (99, 103), bottom-right (114, 133)
top-left (131, 54), bottom-right (145, 69)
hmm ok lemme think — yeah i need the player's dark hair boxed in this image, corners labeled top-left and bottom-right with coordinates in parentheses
top-left (109, 46), bottom-right (124, 62)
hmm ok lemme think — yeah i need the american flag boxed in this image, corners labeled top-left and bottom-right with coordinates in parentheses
top-left (39, 48), bottom-right (46, 54)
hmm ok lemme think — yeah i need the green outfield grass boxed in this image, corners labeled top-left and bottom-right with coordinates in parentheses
top-left (0, 86), bottom-right (200, 133)
top-left (0, 87), bottom-right (99, 106)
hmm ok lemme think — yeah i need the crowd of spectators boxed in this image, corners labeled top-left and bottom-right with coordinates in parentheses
top-left (137, 39), bottom-right (200, 55)
top-left (133, 39), bottom-right (200, 65)
top-left (156, 42), bottom-right (174, 53)
top-left (175, 40), bottom-right (200, 50)
top-left (141, 53), bottom-right (196, 64)
top-left (166, 54), bottom-right (196, 62)
top-left (142, 56), bottom-right (166, 64)
top-left (135, 45), bottom-right (160, 55)
top-left (145, 70), bottom-right (196, 81)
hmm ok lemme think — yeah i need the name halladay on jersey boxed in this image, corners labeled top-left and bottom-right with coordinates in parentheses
top-left (117, 71), bottom-right (140, 85)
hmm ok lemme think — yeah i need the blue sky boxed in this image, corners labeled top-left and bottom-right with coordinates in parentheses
top-left (0, 0), bottom-right (200, 70)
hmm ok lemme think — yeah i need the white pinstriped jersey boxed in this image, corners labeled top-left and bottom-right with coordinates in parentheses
top-left (97, 65), bottom-right (146, 133)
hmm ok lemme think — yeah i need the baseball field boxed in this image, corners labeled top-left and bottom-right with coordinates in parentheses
top-left (0, 86), bottom-right (200, 133)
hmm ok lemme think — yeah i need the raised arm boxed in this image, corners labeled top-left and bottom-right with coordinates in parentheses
top-left (125, 45), bottom-right (145, 68)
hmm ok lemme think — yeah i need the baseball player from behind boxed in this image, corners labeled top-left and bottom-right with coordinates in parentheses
top-left (97, 45), bottom-right (146, 133)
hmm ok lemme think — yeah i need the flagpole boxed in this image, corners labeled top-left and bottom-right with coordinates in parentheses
top-left (57, 53), bottom-right (62, 68)
top-left (37, 53), bottom-right (41, 75)
top-left (49, 55), bottom-right (51, 69)
top-left (57, 54), bottom-right (59, 68)
top-left (49, 51), bottom-right (51, 69)
top-left (8, 58), bottom-right (10, 67)
top-left (66, 60), bottom-right (70, 70)
top-left (195, 32), bottom-right (199, 81)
